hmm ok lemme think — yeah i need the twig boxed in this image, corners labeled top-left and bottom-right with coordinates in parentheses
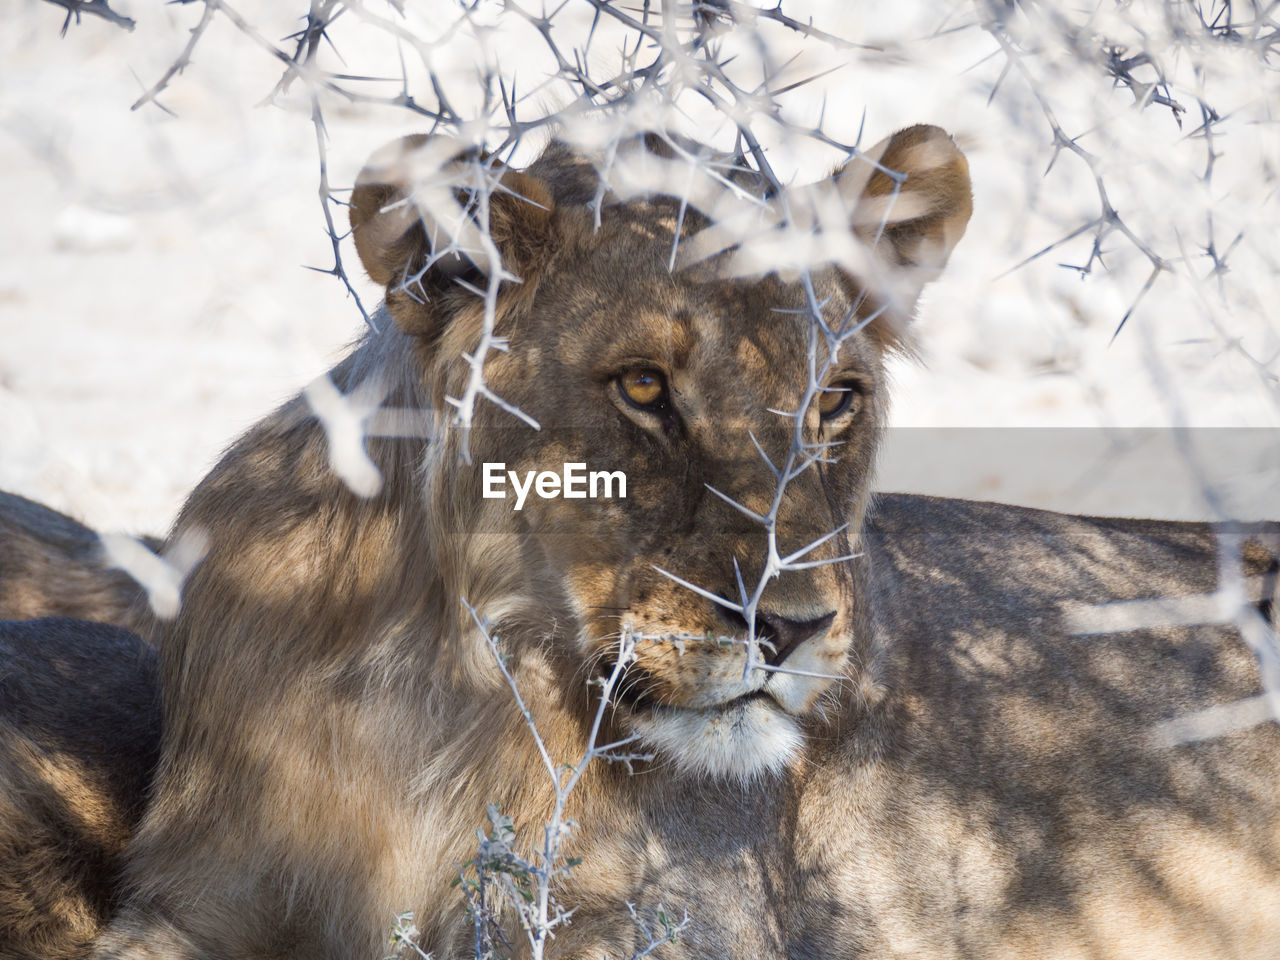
top-left (44, 0), bottom-right (134, 34)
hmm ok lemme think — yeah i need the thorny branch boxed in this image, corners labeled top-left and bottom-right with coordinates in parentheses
top-left (130, 1), bottom-right (216, 113)
top-left (982, 1), bottom-right (1280, 349)
top-left (459, 601), bottom-right (670, 960)
top-left (985, 23), bottom-right (1170, 339)
top-left (43, 0), bottom-right (134, 34)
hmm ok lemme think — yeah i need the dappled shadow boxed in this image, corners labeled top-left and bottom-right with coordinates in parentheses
top-left (0, 492), bottom-right (152, 632)
top-left (7, 492), bottom-right (1280, 959)
top-left (0, 617), bottom-right (160, 960)
top-left (786, 493), bottom-right (1280, 958)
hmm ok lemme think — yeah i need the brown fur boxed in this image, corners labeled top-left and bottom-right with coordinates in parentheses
top-left (0, 618), bottom-right (160, 960)
top-left (5, 126), bottom-right (1279, 959)
top-left (0, 492), bottom-right (149, 632)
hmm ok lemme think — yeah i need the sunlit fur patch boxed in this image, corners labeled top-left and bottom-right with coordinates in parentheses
top-left (631, 695), bottom-right (804, 784)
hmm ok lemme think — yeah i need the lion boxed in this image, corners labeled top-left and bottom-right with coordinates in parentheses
top-left (2, 124), bottom-right (1278, 959)
top-left (0, 617), bottom-right (160, 960)
top-left (0, 491), bottom-right (149, 632)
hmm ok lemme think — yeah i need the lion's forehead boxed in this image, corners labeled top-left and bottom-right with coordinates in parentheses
top-left (492, 197), bottom-right (852, 365)
top-left (529, 267), bottom-right (851, 392)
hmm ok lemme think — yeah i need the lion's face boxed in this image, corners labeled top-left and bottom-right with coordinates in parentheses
top-left (460, 205), bottom-right (878, 782)
top-left (351, 128), bottom-right (971, 781)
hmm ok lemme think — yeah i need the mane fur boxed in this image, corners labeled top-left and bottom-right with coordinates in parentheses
top-left (130, 311), bottom-right (610, 953)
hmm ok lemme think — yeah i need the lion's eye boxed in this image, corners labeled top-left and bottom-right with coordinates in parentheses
top-left (618, 370), bottom-right (668, 410)
top-left (817, 382), bottom-right (860, 420)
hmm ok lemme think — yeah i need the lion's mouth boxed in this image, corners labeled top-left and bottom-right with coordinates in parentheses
top-left (612, 677), bottom-right (777, 716)
top-left (722, 689), bottom-right (773, 709)
top-left (625, 684), bottom-right (806, 782)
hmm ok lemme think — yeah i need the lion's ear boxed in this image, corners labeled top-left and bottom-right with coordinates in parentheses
top-left (835, 124), bottom-right (972, 320)
top-left (350, 136), bottom-right (555, 337)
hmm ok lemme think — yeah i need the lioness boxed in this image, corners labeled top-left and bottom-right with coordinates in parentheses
top-left (5, 125), bottom-right (1278, 959)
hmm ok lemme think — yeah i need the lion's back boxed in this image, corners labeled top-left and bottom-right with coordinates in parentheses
top-left (0, 492), bottom-right (148, 630)
top-left (822, 494), bottom-right (1280, 959)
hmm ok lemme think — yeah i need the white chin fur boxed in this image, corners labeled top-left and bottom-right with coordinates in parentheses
top-left (632, 698), bottom-right (804, 783)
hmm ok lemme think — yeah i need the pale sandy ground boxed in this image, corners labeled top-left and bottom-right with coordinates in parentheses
top-left (1, 0), bottom-right (1277, 537)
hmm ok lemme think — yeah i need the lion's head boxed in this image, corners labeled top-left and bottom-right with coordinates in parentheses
top-left (348, 126), bottom-right (972, 782)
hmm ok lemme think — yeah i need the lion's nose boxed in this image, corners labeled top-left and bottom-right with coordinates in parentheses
top-left (757, 610), bottom-right (836, 667)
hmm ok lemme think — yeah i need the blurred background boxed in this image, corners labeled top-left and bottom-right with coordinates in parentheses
top-left (1, 0), bottom-right (1277, 534)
